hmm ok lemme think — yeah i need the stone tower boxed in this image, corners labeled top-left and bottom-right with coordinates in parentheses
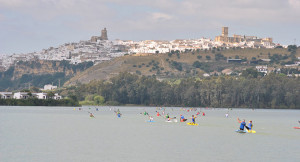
top-left (222, 27), bottom-right (228, 37)
top-left (100, 28), bottom-right (108, 40)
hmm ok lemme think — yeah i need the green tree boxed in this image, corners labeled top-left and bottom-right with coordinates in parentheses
top-left (94, 95), bottom-right (105, 105)
top-left (47, 92), bottom-right (55, 99)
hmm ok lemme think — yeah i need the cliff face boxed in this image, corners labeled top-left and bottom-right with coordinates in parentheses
top-left (11, 60), bottom-right (93, 80)
top-left (12, 60), bottom-right (87, 80)
top-left (0, 60), bottom-right (94, 91)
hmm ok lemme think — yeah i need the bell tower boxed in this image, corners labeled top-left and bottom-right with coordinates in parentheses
top-left (222, 27), bottom-right (228, 37)
top-left (100, 28), bottom-right (108, 40)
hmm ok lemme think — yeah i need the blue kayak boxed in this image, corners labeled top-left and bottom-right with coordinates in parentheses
top-left (235, 130), bottom-right (247, 133)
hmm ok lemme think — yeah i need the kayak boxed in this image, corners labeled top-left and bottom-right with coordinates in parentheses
top-left (294, 127), bottom-right (300, 129)
top-left (165, 120), bottom-right (172, 123)
top-left (235, 130), bottom-right (247, 133)
top-left (247, 130), bottom-right (256, 133)
top-left (187, 122), bottom-right (198, 126)
top-left (148, 120), bottom-right (155, 122)
top-left (180, 119), bottom-right (187, 122)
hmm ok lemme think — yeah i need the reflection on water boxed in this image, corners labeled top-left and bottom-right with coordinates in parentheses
top-left (0, 106), bottom-right (299, 162)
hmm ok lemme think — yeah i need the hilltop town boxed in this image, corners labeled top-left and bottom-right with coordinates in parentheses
top-left (0, 27), bottom-right (285, 70)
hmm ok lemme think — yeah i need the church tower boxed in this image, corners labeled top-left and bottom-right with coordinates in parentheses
top-left (222, 27), bottom-right (228, 37)
top-left (100, 28), bottom-right (108, 40)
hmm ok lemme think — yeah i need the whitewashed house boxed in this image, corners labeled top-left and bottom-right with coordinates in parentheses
top-left (34, 93), bottom-right (48, 99)
top-left (53, 93), bottom-right (62, 100)
top-left (0, 92), bottom-right (13, 99)
top-left (13, 92), bottom-right (30, 99)
top-left (43, 84), bottom-right (57, 90)
top-left (32, 93), bottom-right (62, 100)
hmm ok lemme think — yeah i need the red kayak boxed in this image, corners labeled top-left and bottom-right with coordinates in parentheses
top-left (180, 119), bottom-right (187, 122)
top-left (293, 127), bottom-right (300, 129)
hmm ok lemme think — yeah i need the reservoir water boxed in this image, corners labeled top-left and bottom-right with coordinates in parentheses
top-left (0, 106), bottom-right (299, 162)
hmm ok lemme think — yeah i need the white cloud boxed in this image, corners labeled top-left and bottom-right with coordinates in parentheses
top-left (151, 12), bottom-right (173, 21)
top-left (0, 0), bottom-right (298, 25)
top-left (289, 0), bottom-right (300, 9)
top-left (0, 0), bottom-right (300, 54)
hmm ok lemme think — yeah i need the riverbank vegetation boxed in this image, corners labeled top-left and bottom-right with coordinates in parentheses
top-left (65, 71), bottom-right (300, 109)
top-left (0, 97), bottom-right (80, 106)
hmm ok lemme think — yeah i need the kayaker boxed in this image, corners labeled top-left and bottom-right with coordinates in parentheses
top-left (166, 114), bottom-right (170, 121)
top-left (247, 120), bottom-right (253, 130)
top-left (89, 113), bottom-right (94, 118)
top-left (156, 111), bottom-right (160, 116)
top-left (180, 115), bottom-right (185, 122)
top-left (225, 113), bottom-right (229, 118)
top-left (238, 118), bottom-right (248, 130)
top-left (117, 112), bottom-right (121, 118)
top-left (149, 116), bottom-right (154, 122)
top-left (190, 115), bottom-right (197, 124)
top-left (144, 111), bottom-right (148, 115)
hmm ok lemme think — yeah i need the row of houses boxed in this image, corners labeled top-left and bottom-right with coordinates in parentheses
top-left (0, 92), bottom-right (62, 100)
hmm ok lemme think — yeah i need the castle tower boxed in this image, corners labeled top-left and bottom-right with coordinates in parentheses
top-left (222, 27), bottom-right (228, 37)
top-left (100, 28), bottom-right (108, 40)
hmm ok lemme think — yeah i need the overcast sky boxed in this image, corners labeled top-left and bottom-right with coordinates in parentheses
top-left (0, 0), bottom-right (300, 54)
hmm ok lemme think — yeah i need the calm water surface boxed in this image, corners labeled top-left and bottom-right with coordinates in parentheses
top-left (0, 106), bottom-right (299, 162)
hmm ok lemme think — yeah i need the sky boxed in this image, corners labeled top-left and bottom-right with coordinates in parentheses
top-left (0, 0), bottom-right (300, 55)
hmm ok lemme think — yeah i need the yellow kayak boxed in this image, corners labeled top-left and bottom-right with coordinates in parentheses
top-left (247, 130), bottom-right (256, 133)
top-left (187, 122), bottom-right (198, 126)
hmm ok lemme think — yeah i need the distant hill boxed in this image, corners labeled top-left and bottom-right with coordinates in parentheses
top-left (65, 47), bottom-right (299, 86)
top-left (0, 47), bottom-right (298, 90)
top-left (0, 60), bottom-right (93, 91)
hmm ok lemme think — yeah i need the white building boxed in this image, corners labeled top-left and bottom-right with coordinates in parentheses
top-left (13, 92), bottom-right (30, 99)
top-left (0, 92), bottom-right (13, 99)
top-left (53, 93), bottom-right (62, 100)
top-left (43, 84), bottom-right (57, 90)
top-left (34, 93), bottom-right (48, 99)
top-left (32, 93), bottom-right (62, 99)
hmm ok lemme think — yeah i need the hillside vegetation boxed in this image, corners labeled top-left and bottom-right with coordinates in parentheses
top-left (66, 47), bottom-right (299, 85)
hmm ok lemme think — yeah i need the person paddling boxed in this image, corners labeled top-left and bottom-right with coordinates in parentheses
top-left (180, 115), bottom-right (185, 122)
top-left (149, 116), bottom-right (154, 122)
top-left (237, 118), bottom-right (252, 130)
top-left (247, 120), bottom-right (253, 131)
top-left (156, 111), bottom-right (160, 117)
top-left (165, 114), bottom-right (170, 121)
top-left (190, 115), bottom-right (197, 124)
top-left (89, 113), bottom-right (94, 118)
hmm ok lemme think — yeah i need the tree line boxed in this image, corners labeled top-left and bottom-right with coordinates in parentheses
top-left (69, 72), bottom-right (300, 109)
top-left (0, 98), bottom-right (80, 106)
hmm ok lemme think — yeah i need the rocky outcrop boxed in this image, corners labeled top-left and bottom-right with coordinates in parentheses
top-left (12, 60), bottom-right (76, 80)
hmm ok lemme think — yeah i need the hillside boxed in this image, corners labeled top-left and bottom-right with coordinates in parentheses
top-left (65, 47), bottom-right (300, 85)
top-left (0, 60), bottom-right (93, 91)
